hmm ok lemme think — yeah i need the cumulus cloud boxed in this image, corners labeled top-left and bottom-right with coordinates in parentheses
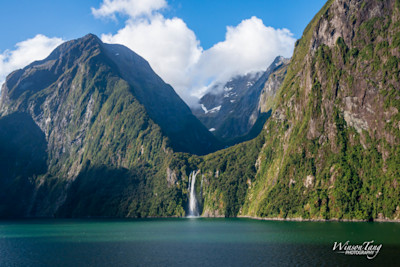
top-left (95, 1), bottom-right (296, 107)
top-left (102, 14), bottom-right (202, 104)
top-left (92, 0), bottom-right (167, 20)
top-left (0, 34), bottom-right (63, 89)
top-left (191, 17), bottom-right (295, 96)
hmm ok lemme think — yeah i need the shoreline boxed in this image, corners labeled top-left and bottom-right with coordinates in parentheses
top-left (1, 215), bottom-right (399, 223)
top-left (236, 215), bottom-right (400, 223)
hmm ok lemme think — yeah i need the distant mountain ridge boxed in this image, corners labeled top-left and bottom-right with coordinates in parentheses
top-left (193, 56), bottom-right (289, 141)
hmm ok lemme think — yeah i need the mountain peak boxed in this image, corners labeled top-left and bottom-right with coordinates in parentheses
top-left (0, 34), bottom-right (220, 155)
top-left (270, 56), bottom-right (290, 68)
top-left (194, 57), bottom-right (290, 141)
top-left (82, 33), bottom-right (101, 41)
top-left (45, 33), bottom-right (103, 61)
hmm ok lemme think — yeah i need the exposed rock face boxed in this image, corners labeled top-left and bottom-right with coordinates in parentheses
top-left (100, 42), bottom-right (222, 155)
top-left (249, 0), bottom-right (400, 220)
top-left (166, 167), bottom-right (178, 187)
top-left (302, 0), bottom-right (399, 142)
top-left (193, 56), bottom-right (290, 141)
top-left (258, 58), bottom-right (290, 113)
top-left (304, 175), bottom-right (315, 188)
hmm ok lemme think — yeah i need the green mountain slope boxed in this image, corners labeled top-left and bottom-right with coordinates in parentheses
top-left (169, 0), bottom-right (400, 221)
top-left (0, 34), bottom-right (217, 217)
top-left (249, 0), bottom-right (400, 221)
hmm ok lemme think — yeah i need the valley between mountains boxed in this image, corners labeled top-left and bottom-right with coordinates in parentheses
top-left (0, 0), bottom-right (399, 221)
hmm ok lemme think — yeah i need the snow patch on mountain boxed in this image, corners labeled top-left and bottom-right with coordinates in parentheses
top-left (201, 104), bottom-right (221, 114)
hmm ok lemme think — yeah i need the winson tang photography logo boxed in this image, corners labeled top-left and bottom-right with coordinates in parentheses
top-left (332, 240), bottom-right (382, 259)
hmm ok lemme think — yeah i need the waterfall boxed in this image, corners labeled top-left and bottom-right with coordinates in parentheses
top-left (188, 170), bottom-right (200, 217)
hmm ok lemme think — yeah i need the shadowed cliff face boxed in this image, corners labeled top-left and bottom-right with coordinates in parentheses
top-left (1, 34), bottom-right (167, 184)
top-left (0, 113), bottom-right (47, 218)
top-left (55, 166), bottom-right (142, 218)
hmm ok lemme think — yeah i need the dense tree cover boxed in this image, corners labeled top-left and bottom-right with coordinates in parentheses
top-left (166, 0), bottom-right (400, 221)
top-left (244, 0), bottom-right (400, 220)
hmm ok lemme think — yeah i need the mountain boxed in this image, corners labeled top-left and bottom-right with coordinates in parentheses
top-left (169, 0), bottom-right (400, 220)
top-left (1, 0), bottom-right (399, 221)
top-left (0, 34), bottom-right (220, 156)
top-left (193, 56), bottom-right (289, 142)
top-left (0, 34), bottom-right (218, 217)
top-left (245, 0), bottom-right (400, 220)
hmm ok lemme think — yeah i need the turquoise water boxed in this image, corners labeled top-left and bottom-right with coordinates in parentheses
top-left (0, 218), bottom-right (399, 266)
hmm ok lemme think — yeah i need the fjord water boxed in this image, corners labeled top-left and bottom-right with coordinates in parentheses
top-left (0, 219), bottom-right (399, 267)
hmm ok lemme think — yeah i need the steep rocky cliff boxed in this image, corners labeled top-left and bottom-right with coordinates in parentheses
top-left (258, 59), bottom-right (289, 113)
top-left (245, 0), bottom-right (400, 220)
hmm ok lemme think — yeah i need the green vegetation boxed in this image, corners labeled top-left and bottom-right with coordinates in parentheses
top-left (179, 0), bottom-right (399, 220)
top-left (50, 54), bottom-right (187, 218)
top-left (1, 1), bottom-right (399, 221)
top-left (0, 36), bottom-right (187, 218)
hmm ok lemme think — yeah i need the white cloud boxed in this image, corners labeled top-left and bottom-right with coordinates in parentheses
top-left (0, 34), bottom-right (64, 90)
top-left (92, 0), bottom-right (167, 20)
top-left (101, 14), bottom-right (295, 106)
top-left (95, 1), bottom-right (296, 107)
top-left (101, 14), bottom-right (202, 105)
top-left (1, 1), bottom-right (296, 107)
top-left (189, 17), bottom-right (295, 99)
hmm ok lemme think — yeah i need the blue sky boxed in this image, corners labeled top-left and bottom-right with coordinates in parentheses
top-left (167, 0), bottom-right (327, 49)
top-left (0, 0), bottom-right (327, 105)
top-left (0, 0), bottom-right (326, 51)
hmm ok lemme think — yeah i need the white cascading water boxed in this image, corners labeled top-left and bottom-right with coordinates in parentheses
top-left (188, 170), bottom-right (200, 217)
